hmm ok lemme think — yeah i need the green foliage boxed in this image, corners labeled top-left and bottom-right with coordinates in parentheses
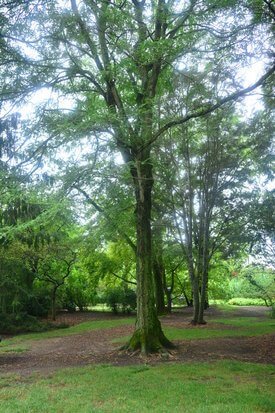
top-left (62, 270), bottom-right (97, 312)
top-left (1, 0), bottom-right (274, 350)
top-left (229, 266), bottom-right (275, 306)
top-left (24, 285), bottom-right (51, 317)
top-left (227, 297), bottom-right (266, 306)
top-left (0, 312), bottom-right (47, 334)
top-left (104, 287), bottom-right (136, 314)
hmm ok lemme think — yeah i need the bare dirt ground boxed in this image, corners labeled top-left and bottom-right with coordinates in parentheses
top-left (0, 306), bottom-right (274, 376)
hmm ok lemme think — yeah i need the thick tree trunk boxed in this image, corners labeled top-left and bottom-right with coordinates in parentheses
top-left (126, 154), bottom-right (173, 353)
top-left (153, 259), bottom-right (166, 315)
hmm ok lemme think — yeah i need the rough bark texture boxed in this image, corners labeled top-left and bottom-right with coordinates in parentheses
top-left (124, 152), bottom-right (173, 353)
top-left (153, 259), bottom-right (166, 315)
top-left (152, 226), bottom-right (166, 315)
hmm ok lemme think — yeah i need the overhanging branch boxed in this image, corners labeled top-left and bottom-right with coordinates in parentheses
top-left (73, 185), bottom-right (137, 254)
top-left (140, 63), bottom-right (275, 152)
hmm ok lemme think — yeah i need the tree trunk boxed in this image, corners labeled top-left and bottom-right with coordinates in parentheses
top-left (153, 259), bottom-right (166, 315)
top-left (198, 215), bottom-right (210, 324)
top-left (51, 286), bottom-right (58, 321)
top-left (152, 226), bottom-right (166, 315)
top-left (126, 154), bottom-right (172, 353)
top-left (166, 290), bottom-right (172, 313)
top-left (198, 275), bottom-right (207, 324)
top-left (182, 289), bottom-right (191, 307)
top-left (191, 277), bottom-right (200, 324)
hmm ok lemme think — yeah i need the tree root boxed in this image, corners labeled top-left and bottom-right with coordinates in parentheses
top-left (190, 319), bottom-right (207, 325)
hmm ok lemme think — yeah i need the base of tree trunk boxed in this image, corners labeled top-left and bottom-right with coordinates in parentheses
top-left (122, 321), bottom-right (175, 355)
top-left (190, 319), bottom-right (207, 325)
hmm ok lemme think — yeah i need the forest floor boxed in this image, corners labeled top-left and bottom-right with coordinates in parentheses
top-left (0, 306), bottom-right (274, 376)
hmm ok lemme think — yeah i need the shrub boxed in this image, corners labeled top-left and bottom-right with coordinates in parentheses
top-left (0, 312), bottom-right (47, 334)
top-left (121, 289), bottom-right (137, 314)
top-left (104, 287), bottom-right (136, 314)
top-left (25, 291), bottom-right (52, 317)
top-left (227, 297), bottom-right (266, 306)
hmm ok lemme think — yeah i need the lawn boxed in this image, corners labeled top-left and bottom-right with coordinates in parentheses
top-left (112, 316), bottom-right (275, 344)
top-left (0, 318), bottom-right (133, 352)
top-left (1, 311), bottom-right (274, 353)
top-left (1, 306), bottom-right (274, 412)
top-left (0, 361), bottom-right (274, 413)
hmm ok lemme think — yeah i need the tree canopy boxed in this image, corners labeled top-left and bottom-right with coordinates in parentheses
top-left (0, 0), bottom-right (274, 353)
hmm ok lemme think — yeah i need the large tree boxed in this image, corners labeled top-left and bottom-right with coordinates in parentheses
top-left (1, 0), bottom-right (274, 352)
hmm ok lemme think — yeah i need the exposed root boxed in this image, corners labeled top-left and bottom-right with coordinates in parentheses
top-left (118, 325), bottom-right (176, 357)
top-left (198, 320), bottom-right (207, 325)
top-left (119, 346), bottom-right (178, 362)
top-left (190, 320), bottom-right (207, 326)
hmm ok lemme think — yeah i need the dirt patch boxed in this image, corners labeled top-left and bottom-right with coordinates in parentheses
top-left (0, 306), bottom-right (274, 376)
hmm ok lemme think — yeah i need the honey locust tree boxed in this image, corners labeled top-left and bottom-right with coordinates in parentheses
top-left (1, 0), bottom-right (274, 353)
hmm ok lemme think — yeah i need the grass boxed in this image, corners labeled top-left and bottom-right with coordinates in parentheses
top-left (0, 318), bottom-right (133, 353)
top-left (1, 310), bottom-right (274, 352)
top-left (113, 316), bottom-right (275, 344)
top-left (0, 361), bottom-right (274, 412)
top-left (0, 345), bottom-right (28, 354)
top-left (1, 307), bottom-right (274, 412)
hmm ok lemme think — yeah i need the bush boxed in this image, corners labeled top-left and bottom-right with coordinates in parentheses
top-left (0, 312), bottom-right (70, 334)
top-left (227, 297), bottom-right (266, 306)
top-left (62, 279), bottom-right (97, 312)
top-left (0, 312), bottom-right (47, 334)
top-left (121, 289), bottom-right (136, 314)
top-left (24, 291), bottom-right (52, 317)
top-left (104, 287), bottom-right (136, 314)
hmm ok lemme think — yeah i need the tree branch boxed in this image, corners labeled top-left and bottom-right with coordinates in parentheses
top-left (73, 185), bottom-right (137, 254)
top-left (140, 63), bottom-right (275, 151)
top-left (110, 271), bottom-right (137, 285)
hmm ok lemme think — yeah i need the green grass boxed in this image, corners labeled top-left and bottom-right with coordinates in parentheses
top-left (0, 318), bottom-right (133, 352)
top-left (0, 345), bottom-right (28, 354)
top-left (1, 308), bottom-right (274, 412)
top-left (2, 312), bottom-right (274, 352)
top-left (0, 361), bottom-right (274, 412)
top-left (212, 316), bottom-right (274, 328)
top-left (214, 303), bottom-right (237, 312)
top-left (113, 317), bottom-right (275, 344)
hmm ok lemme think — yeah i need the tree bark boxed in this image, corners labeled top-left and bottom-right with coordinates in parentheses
top-left (153, 258), bottom-right (166, 315)
top-left (126, 152), bottom-right (173, 353)
top-left (152, 225), bottom-right (166, 315)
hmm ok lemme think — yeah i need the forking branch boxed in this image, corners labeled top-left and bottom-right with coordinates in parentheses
top-left (139, 63), bottom-right (275, 152)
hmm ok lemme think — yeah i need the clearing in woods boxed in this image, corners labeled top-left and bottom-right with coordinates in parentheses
top-left (0, 305), bottom-right (274, 376)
